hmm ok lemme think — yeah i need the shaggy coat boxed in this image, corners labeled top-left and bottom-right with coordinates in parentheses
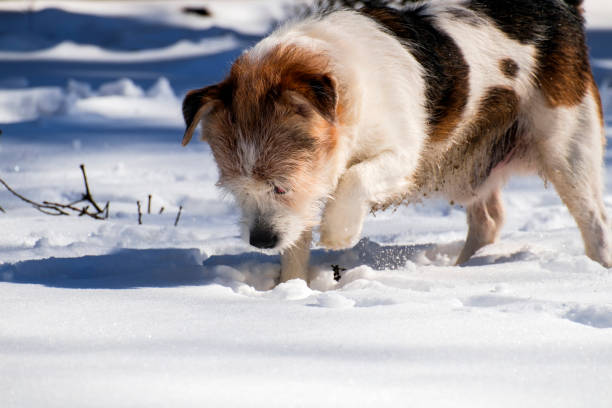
top-left (183, 0), bottom-right (611, 282)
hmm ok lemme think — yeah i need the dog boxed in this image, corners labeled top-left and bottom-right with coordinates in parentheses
top-left (182, 0), bottom-right (611, 283)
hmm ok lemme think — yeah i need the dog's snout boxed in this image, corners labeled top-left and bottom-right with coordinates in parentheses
top-left (249, 228), bottom-right (278, 249)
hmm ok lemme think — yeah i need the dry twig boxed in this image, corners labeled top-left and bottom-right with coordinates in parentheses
top-left (137, 201), bottom-right (143, 225)
top-left (0, 164), bottom-right (109, 219)
top-left (331, 264), bottom-right (347, 282)
top-left (174, 206), bottom-right (183, 227)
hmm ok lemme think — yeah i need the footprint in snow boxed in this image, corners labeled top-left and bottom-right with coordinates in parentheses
top-left (563, 305), bottom-right (612, 329)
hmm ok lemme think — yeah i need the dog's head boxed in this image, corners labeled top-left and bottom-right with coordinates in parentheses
top-left (182, 45), bottom-right (340, 250)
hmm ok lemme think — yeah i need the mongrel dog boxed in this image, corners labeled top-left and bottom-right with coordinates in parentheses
top-left (182, 0), bottom-right (611, 283)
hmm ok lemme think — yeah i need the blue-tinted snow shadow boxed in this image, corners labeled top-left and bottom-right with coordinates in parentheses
top-left (586, 30), bottom-right (612, 61)
top-left (589, 30), bottom-right (612, 86)
top-left (462, 249), bottom-right (539, 267)
top-left (0, 238), bottom-right (547, 290)
top-left (204, 238), bottom-right (441, 273)
top-left (0, 248), bottom-right (211, 289)
top-left (0, 8), bottom-right (262, 52)
top-left (0, 9), bottom-right (265, 91)
top-left (0, 47), bottom-right (249, 92)
top-left (563, 305), bottom-right (612, 329)
top-left (0, 239), bottom-right (454, 289)
top-left (0, 120), bottom-right (186, 145)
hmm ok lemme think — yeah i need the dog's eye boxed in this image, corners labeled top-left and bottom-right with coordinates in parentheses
top-left (273, 185), bottom-right (287, 195)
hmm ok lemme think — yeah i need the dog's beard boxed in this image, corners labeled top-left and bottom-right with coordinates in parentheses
top-left (238, 196), bottom-right (325, 253)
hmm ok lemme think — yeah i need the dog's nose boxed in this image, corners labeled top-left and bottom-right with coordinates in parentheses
top-left (249, 228), bottom-right (278, 249)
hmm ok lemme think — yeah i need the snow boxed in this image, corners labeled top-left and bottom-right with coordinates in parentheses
top-left (1, 1), bottom-right (612, 407)
top-left (0, 36), bottom-right (240, 62)
top-left (0, 0), bottom-right (288, 35)
top-left (0, 86), bottom-right (66, 123)
top-left (584, 0), bottom-right (612, 29)
top-left (0, 78), bottom-right (182, 125)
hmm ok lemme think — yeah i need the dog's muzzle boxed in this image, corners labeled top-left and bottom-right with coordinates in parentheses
top-left (249, 226), bottom-right (278, 249)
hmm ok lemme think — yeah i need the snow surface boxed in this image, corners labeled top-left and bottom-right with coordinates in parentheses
top-left (0, 36), bottom-right (240, 62)
top-left (1, 1), bottom-right (612, 407)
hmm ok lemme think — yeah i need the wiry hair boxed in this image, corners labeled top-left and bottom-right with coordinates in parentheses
top-left (200, 45), bottom-right (338, 191)
top-left (181, 43), bottom-right (342, 250)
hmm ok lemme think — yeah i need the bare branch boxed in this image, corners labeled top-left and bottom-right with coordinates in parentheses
top-left (79, 164), bottom-right (104, 213)
top-left (174, 206), bottom-right (183, 227)
top-left (37, 207), bottom-right (70, 216)
top-left (43, 200), bottom-right (106, 220)
top-left (1, 164), bottom-right (109, 220)
top-left (1, 177), bottom-right (70, 216)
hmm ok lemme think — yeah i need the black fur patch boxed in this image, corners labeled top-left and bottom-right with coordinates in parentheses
top-left (182, 85), bottom-right (219, 129)
top-left (500, 58), bottom-right (519, 78)
top-left (361, 6), bottom-right (469, 142)
top-left (467, 0), bottom-right (548, 44)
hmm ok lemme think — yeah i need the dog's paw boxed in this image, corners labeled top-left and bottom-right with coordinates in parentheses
top-left (319, 198), bottom-right (367, 250)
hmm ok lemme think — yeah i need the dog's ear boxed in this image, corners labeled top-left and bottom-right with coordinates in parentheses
top-left (285, 73), bottom-right (337, 123)
top-left (182, 85), bottom-right (221, 146)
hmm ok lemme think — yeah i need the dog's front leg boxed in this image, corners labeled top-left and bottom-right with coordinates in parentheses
top-left (320, 152), bottom-right (410, 250)
top-left (280, 229), bottom-right (312, 283)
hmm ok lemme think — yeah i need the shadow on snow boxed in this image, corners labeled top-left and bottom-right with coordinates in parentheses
top-left (0, 237), bottom-right (543, 290)
top-left (0, 238), bottom-right (449, 289)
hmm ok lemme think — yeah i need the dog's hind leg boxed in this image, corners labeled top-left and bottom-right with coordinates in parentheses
top-left (280, 229), bottom-right (312, 283)
top-left (540, 154), bottom-right (611, 267)
top-left (529, 84), bottom-right (612, 267)
top-left (535, 103), bottom-right (612, 267)
top-left (456, 189), bottom-right (505, 265)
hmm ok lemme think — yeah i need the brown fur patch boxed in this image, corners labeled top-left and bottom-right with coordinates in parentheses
top-left (190, 45), bottom-right (340, 195)
top-left (536, 38), bottom-right (591, 108)
top-left (309, 114), bottom-right (338, 154)
top-left (465, 86), bottom-right (520, 187)
top-left (228, 45), bottom-right (337, 128)
top-left (410, 86), bottom-right (521, 201)
top-left (472, 87), bottom-right (520, 132)
top-left (499, 58), bottom-right (519, 79)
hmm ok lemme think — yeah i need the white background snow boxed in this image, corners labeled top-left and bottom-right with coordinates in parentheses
top-left (1, 1), bottom-right (612, 407)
